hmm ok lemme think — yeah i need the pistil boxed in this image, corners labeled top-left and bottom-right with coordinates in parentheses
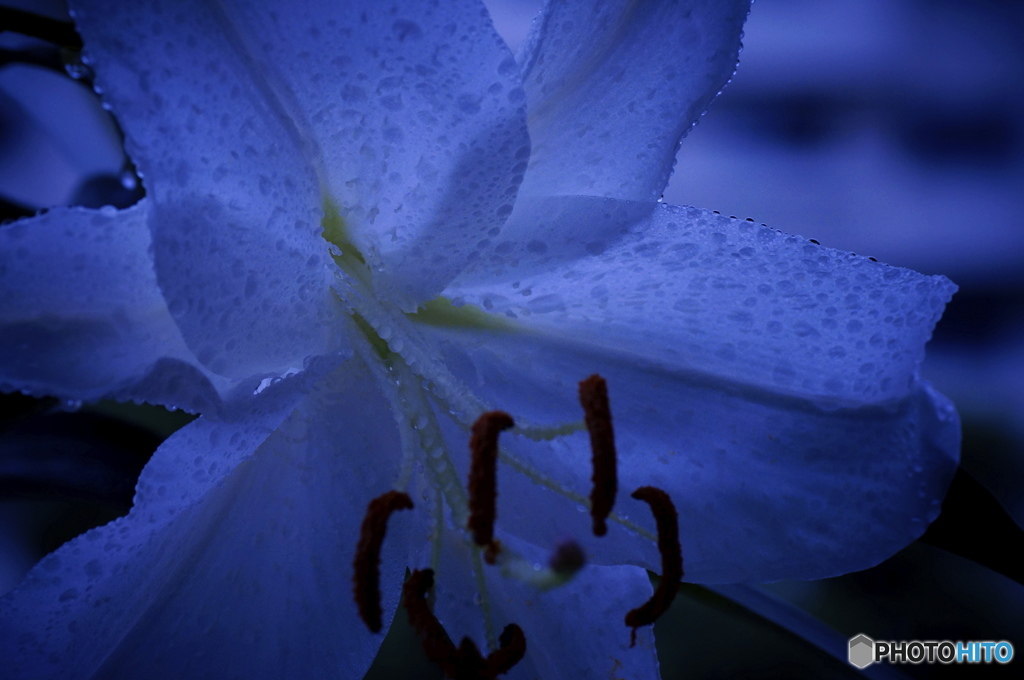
top-left (344, 275), bottom-right (679, 664)
top-left (492, 538), bottom-right (586, 591)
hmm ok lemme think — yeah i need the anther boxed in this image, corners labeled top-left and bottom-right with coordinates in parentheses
top-left (403, 569), bottom-right (459, 672)
top-left (578, 374), bottom-right (617, 536)
top-left (624, 486), bottom-right (683, 647)
top-left (404, 569), bottom-right (527, 679)
top-left (486, 624), bottom-right (527, 677)
top-left (353, 490), bottom-right (414, 633)
top-left (468, 411), bottom-right (514, 554)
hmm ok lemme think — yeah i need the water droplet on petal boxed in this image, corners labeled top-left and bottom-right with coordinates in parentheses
top-left (65, 62), bottom-right (93, 80)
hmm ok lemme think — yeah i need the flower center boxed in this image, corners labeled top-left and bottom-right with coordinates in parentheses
top-left (321, 202), bottom-right (681, 676)
top-left (351, 404), bottom-right (686, 678)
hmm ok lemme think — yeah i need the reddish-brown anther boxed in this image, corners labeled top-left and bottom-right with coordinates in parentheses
top-left (454, 639), bottom-right (490, 679)
top-left (468, 410), bottom-right (514, 548)
top-left (486, 624), bottom-right (527, 676)
top-left (579, 374), bottom-right (617, 536)
top-left (624, 486), bottom-right (683, 647)
top-left (403, 569), bottom-right (460, 673)
top-left (352, 490), bottom-right (413, 633)
top-left (403, 569), bottom-right (528, 679)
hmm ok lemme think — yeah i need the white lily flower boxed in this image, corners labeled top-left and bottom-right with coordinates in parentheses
top-left (0, 1), bottom-right (958, 678)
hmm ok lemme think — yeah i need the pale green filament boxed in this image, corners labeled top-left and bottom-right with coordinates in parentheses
top-left (341, 310), bottom-right (497, 644)
top-left (429, 490), bottom-right (444, 576)
top-left (499, 448), bottom-right (657, 542)
top-left (469, 546), bottom-right (497, 650)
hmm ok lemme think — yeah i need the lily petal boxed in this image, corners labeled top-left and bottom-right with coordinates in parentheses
top-left (498, 562), bottom-right (661, 680)
top-left (196, 0), bottom-right (532, 310)
top-left (516, 0), bottom-right (750, 201)
top-left (0, 202), bottom-right (222, 412)
top-left (439, 332), bottom-right (958, 582)
top-left (0, 359), bottom-right (409, 680)
top-left (430, 531), bottom-right (661, 679)
top-left (71, 0), bottom-right (342, 380)
top-left (448, 201), bottom-right (955, 405)
top-left (417, 201), bottom-right (960, 582)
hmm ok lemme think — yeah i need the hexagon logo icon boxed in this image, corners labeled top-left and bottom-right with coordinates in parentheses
top-left (849, 634), bottom-right (875, 669)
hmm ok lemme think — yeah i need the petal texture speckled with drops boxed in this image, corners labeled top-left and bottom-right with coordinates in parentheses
top-left (71, 0), bottom-right (342, 380)
top-left (516, 0), bottom-right (749, 200)
top-left (0, 202), bottom-right (222, 411)
top-left (420, 324), bottom-right (959, 582)
top-left (425, 201), bottom-right (960, 582)
top-left (0, 360), bottom-right (411, 680)
top-left (446, 201), bottom-right (957, 405)
top-left (208, 0), bottom-right (531, 310)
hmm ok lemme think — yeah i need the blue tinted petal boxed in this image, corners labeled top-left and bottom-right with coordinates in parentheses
top-left (447, 201), bottom-right (956, 405)
top-left (501, 566), bottom-right (661, 680)
top-left (0, 65), bottom-right (123, 208)
top-left (419, 322), bottom-right (959, 583)
top-left (182, 0), bottom-right (531, 311)
top-left (71, 0), bottom-right (343, 380)
top-left (0, 359), bottom-right (410, 679)
top-left (430, 531), bottom-right (660, 679)
top-left (517, 0), bottom-right (750, 200)
top-left (418, 201), bottom-right (959, 581)
top-left (0, 202), bottom-right (224, 411)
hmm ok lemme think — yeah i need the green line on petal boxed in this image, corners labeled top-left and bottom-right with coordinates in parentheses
top-left (349, 310), bottom-right (391, 363)
top-left (321, 197), bottom-right (371, 280)
top-left (409, 297), bottom-right (518, 332)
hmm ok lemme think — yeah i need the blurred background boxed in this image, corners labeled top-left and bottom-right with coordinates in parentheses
top-left (2, 0), bottom-right (1022, 677)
